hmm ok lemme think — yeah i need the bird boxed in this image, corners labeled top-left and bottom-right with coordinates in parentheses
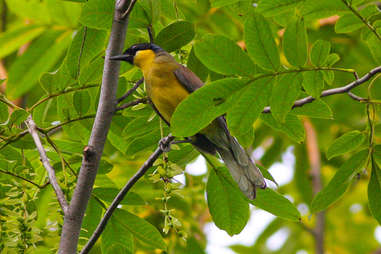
top-left (110, 43), bottom-right (266, 199)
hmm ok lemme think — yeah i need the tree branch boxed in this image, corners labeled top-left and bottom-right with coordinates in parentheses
top-left (303, 119), bottom-right (325, 254)
top-left (115, 97), bottom-right (148, 111)
top-left (0, 168), bottom-right (49, 189)
top-left (25, 116), bottom-right (69, 214)
top-left (80, 135), bottom-right (175, 254)
top-left (262, 66), bottom-right (381, 113)
top-left (58, 0), bottom-right (134, 252)
top-left (117, 77), bottom-right (144, 103)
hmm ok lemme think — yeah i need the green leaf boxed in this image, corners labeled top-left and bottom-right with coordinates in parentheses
top-left (227, 77), bottom-right (273, 145)
top-left (326, 130), bottom-right (366, 160)
top-left (310, 40), bottom-right (331, 66)
top-left (367, 34), bottom-right (381, 65)
top-left (93, 188), bottom-right (145, 205)
top-left (128, 3), bottom-right (151, 29)
top-left (187, 47), bottom-right (209, 81)
top-left (0, 25), bottom-right (45, 58)
top-left (207, 167), bottom-right (249, 236)
top-left (115, 209), bottom-right (166, 250)
top-left (301, 0), bottom-right (347, 20)
top-left (101, 209), bottom-right (134, 254)
top-left (326, 53), bottom-right (340, 66)
top-left (251, 188), bottom-right (300, 221)
top-left (290, 99), bottom-right (333, 119)
top-left (80, 197), bottom-right (102, 243)
top-left (171, 78), bottom-right (247, 137)
top-left (283, 18), bottom-right (308, 67)
top-left (0, 102), bottom-right (9, 123)
top-left (66, 27), bottom-right (107, 79)
top-left (335, 13), bottom-right (363, 33)
top-left (79, 0), bottom-right (115, 30)
top-left (302, 70), bottom-right (324, 98)
top-left (73, 90), bottom-right (91, 115)
top-left (270, 73), bottom-right (302, 123)
top-left (210, 0), bottom-right (247, 8)
top-left (311, 150), bottom-right (368, 213)
top-left (155, 21), bottom-right (195, 52)
top-left (9, 109), bottom-right (28, 126)
top-left (244, 13), bottom-right (280, 71)
top-left (368, 155), bottom-right (381, 225)
top-left (257, 0), bottom-right (302, 17)
top-left (194, 35), bottom-right (256, 76)
top-left (261, 113), bottom-right (305, 143)
top-left (7, 31), bottom-right (71, 98)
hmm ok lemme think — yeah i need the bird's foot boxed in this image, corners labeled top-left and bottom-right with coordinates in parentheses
top-left (159, 135), bottom-right (173, 152)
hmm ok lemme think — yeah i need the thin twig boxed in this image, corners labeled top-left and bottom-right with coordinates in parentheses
top-left (147, 25), bottom-right (154, 43)
top-left (117, 78), bottom-right (144, 103)
top-left (115, 97), bottom-right (147, 111)
top-left (121, 0), bottom-right (138, 18)
top-left (347, 92), bottom-right (365, 101)
top-left (0, 168), bottom-right (49, 188)
top-left (80, 135), bottom-right (175, 254)
top-left (262, 66), bottom-right (381, 113)
top-left (25, 116), bottom-right (69, 214)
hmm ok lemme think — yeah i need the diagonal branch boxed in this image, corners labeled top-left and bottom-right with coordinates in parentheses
top-left (115, 97), bottom-right (148, 111)
top-left (0, 168), bottom-right (49, 189)
top-left (262, 66), bottom-right (381, 113)
top-left (117, 77), bottom-right (144, 103)
top-left (80, 135), bottom-right (175, 254)
top-left (25, 116), bottom-right (69, 213)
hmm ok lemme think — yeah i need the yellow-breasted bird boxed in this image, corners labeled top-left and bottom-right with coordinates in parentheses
top-left (110, 43), bottom-right (266, 199)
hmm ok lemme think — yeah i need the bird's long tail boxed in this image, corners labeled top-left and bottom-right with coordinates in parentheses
top-left (203, 118), bottom-right (266, 200)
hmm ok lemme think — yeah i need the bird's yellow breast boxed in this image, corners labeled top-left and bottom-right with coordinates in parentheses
top-left (136, 50), bottom-right (190, 123)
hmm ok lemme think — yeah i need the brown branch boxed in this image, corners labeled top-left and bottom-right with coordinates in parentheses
top-left (115, 97), bottom-right (148, 111)
top-left (58, 0), bottom-right (134, 252)
top-left (0, 168), bottom-right (49, 189)
top-left (117, 77), bottom-right (144, 103)
top-left (147, 25), bottom-right (154, 43)
top-left (303, 119), bottom-right (325, 254)
top-left (80, 135), bottom-right (175, 254)
top-left (121, 0), bottom-right (138, 18)
top-left (262, 66), bottom-right (381, 113)
top-left (25, 116), bottom-right (69, 213)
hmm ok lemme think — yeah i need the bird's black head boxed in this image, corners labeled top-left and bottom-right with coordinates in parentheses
top-left (109, 43), bottom-right (162, 65)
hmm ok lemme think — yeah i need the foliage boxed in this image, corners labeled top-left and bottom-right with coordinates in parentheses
top-left (0, 0), bottom-right (380, 253)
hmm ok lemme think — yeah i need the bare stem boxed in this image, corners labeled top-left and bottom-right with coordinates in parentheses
top-left (117, 77), bottom-right (144, 103)
top-left (25, 116), bottom-right (69, 213)
top-left (80, 135), bottom-right (175, 254)
top-left (0, 168), bottom-right (49, 189)
top-left (262, 66), bottom-right (381, 113)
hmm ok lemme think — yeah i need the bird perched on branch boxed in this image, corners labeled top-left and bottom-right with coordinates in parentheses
top-left (110, 43), bottom-right (266, 199)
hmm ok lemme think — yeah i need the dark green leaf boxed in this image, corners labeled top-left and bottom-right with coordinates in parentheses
top-left (368, 155), bottom-right (381, 225)
top-left (98, 160), bottom-right (113, 174)
top-left (0, 102), bottom-right (9, 123)
top-left (194, 35), bottom-right (256, 76)
top-left (290, 99), bottom-right (333, 119)
top-left (93, 188), bottom-right (145, 205)
top-left (79, 0), bottom-right (115, 30)
top-left (283, 18), bottom-right (308, 67)
top-left (301, 0), bottom-right (347, 20)
top-left (101, 209), bottom-right (134, 254)
top-left (115, 209), bottom-right (166, 250)
top-left (251, 188), bottom-right (300, 221)
top-left (9, 109), bottom-right (28, 126)
top-left (326, 130), bottom-right (366, 159)
top-left (207, 167), bottom-right (249, 236)
top-left (244, 13), bottom-right (280, 71)
top-left (171, 78), bottom-right (247, 137)
top-left (270, 73), bottom-right (302, 123)
top-left (73, 90), bottom-right (91, 115)
top-left (211, 0), bottom-right (247, 8)
top-left (311, 150), bottom-right (368, 213)
top-left (310, 40), bottom-right (331, 66)
top-left (227, 77), bottom-right (273, 146)
top-left (261, 113), bottom-right (305, 143)
top-left (80, 197), bottom-right (102, 243)
top-left (257, 0), bottom-right (302, 17)
top-left (302, 70), bottom-right (324, 98)
top-left (66, 27), bottom-right (107, 79)
top-left (155, 21), bottom-right (195, 52)
top-left (79, 56), bottom-right (104, 86)
top-left (367, 34), bottom-right (381, 65)
top-left (187, 47), bottom-right (209, 81)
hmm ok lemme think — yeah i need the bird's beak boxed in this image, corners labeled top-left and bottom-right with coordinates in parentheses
top-left (109, 54), bottom-right (134, 64)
